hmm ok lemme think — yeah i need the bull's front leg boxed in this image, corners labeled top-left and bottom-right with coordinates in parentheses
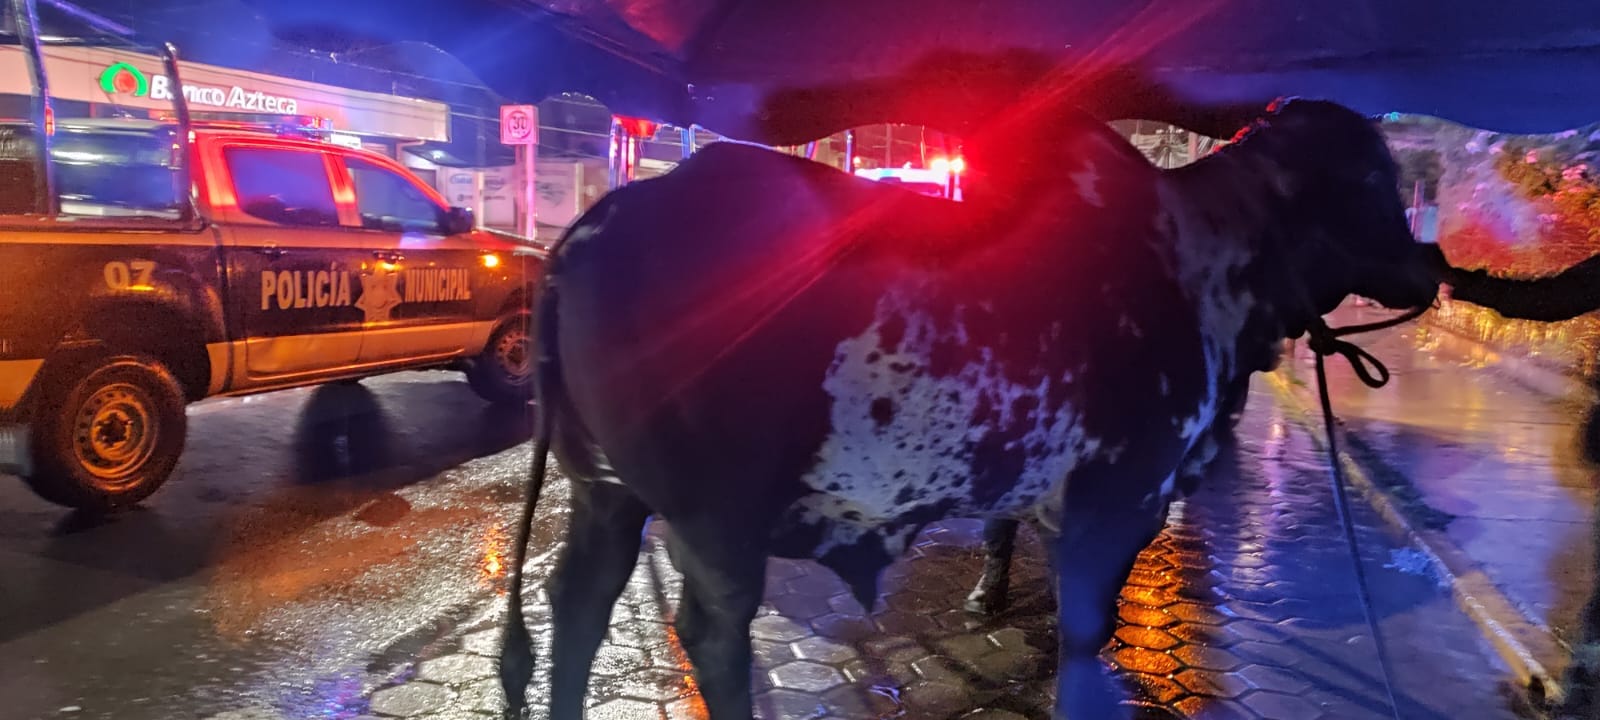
top-left (1047, 493), bottom-right (1170, 719)
top-left (965, 519), bottom-right (1020, 614)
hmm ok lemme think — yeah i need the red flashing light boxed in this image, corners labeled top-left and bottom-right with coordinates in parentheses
top-left (615, 115), bottom-right (661, 139)
top-left (930, 157), bottom-right (965, 175)
top-left (44, 106), bottom-right (54, 136)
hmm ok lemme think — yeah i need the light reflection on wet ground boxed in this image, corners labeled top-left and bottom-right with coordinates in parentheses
top-left (0, 372), bottom-right (539, 720)
top-left (1309, 304), bottom-right (1598, 648)
top-left (1432, 300), bottom-right (1600, 378)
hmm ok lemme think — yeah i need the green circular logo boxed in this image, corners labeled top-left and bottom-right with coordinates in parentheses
top-left (99, 62), bottom-right (149, 97)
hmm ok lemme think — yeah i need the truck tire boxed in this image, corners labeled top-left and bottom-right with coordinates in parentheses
top-left (23, 355), bottom-right (188, 512)
top-left (466, 312), bottom-right (534, 406)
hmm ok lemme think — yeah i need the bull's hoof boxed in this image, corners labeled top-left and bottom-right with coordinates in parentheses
top-left (964, 584), bottom-right (1009, 615)
top-left (1546, 645), bottom-right (1600, 720)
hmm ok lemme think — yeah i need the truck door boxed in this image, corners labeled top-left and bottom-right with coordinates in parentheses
top-left (217, 143), bottom-right (382, 379)
top-left (339, 156), bottom-right (481, 365)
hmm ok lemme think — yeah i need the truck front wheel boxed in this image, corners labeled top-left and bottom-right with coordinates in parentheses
top-left (466, 313), bottom-right (534, 406)
top-left (24, 355), bottom-right (188, 512)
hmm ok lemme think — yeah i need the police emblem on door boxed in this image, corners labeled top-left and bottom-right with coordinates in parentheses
top-left (355, 269), bottom-right (403, 323)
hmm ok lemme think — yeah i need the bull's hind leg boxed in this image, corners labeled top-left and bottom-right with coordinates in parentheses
top-left (1047, 504), bottom-right (1168, 719)
top-left (667, 529), bottom-right (768, 720)
top-left (547, 480), bottom-right (651, 719)
top-left (965, 519), bottom-right (1020, 614)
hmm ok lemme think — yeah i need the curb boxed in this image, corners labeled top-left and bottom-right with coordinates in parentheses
top-left (1420, 316), bottom-right (1595, 403)
top-left (1264, 370), bottom-right (1569, 707)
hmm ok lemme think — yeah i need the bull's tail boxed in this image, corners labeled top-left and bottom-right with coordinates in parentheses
top-left (499, 264), bottom-right (563, 720)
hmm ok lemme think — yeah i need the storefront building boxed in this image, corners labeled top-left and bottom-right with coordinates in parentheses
top-left (0, 43), bottom-right (450, 153)
top-left (1, 44), bottom-right (646, 238)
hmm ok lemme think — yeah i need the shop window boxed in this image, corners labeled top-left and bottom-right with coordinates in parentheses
top-left (346, 158), bottom-right (444, 234)
top-left (225, 147), bottom-right (340, 227)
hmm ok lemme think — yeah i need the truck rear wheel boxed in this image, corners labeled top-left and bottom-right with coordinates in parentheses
top-left (466, 312), bottom-right (534, 406)
top-left (24, 355), bottom-right (188, 512)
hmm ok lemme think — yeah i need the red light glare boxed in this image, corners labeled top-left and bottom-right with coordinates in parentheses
top-left (615, 115), bottom-right (661, 139)
top-left (930, 157), bottom-right (965, 175)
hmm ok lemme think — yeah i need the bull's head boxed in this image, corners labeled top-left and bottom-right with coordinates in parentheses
top-left (1247, 99), bottom-right (1441, 318)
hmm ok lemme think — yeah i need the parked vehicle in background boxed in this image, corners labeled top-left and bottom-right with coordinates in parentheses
top-left (0, 115), bottom-right (544, 512)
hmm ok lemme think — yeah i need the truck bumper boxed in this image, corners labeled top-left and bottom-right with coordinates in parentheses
top-left (0, 421), bottom-right (29, 477)
top-left (0, 358), bottom-right (41, 476)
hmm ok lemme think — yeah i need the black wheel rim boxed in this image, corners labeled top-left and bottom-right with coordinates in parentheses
top-left (71, 382), bottom-right (159, 489)
top-left (494, 327), bottom-right (532, 385)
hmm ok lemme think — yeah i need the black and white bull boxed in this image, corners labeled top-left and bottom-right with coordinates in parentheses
top-left (501, 99), bottom-right (1441, 719)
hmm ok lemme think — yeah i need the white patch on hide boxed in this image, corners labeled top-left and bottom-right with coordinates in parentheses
top-left (1176, 433), bottom-right (1218, 489)
top-left (1117, 313), bottom-right (1143, 338)
top-left (1070, 162), bottom-right (1104, 207)
top-left (794, 285), bottom-right (1104, 558)
top-left (1152, 182), bottom-right (1258, 447)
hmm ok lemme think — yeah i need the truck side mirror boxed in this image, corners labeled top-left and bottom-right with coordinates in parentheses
top-left (441, 205), bottom-right (475, 235)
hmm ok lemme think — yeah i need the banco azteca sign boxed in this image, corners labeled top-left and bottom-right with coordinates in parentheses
top-left (99, 61), bottom-right (300, 115)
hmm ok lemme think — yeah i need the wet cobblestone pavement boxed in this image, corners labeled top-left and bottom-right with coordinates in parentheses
top-left (340, 382), bottom-right (1523, 720)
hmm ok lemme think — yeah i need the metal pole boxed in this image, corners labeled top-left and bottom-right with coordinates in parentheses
top-left (843, 129), bottom-right (855, 172)
top-left (951, 141), bottom-right (964, 200)
top-left (159, 42), bottom-right (198, 225)
top-left (680, 125), bottom-right (696, 160)
top-left (521, 145), bottom-right (535, 237)
top-left (607, 117), bottom-right (623, 189)
top-left (625, 135), bottom-right (638, 184)
top-left (1410, 179), bottom-right (1424, 236)
top-left (12, 0), bottom-right (57, 217)
top-left (527, 106), bottom-right (540, 236)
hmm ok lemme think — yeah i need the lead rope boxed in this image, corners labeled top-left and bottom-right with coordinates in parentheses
top-left (1305, 303), bottom-right (1429, 720)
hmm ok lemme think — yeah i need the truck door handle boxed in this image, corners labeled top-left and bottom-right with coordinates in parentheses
top-left (373, 251), bottom-right (404, 263)
top-left (257, 246), bottom-right (288, 259)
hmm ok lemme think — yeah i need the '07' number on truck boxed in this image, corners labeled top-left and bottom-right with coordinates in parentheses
top-left (104, 260), bottom-right (156, 291)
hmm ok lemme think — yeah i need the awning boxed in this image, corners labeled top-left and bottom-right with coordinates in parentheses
top-left (0, 43), bottom-right (452, 141)
top-left (402, 111), bottom-right (517, 167)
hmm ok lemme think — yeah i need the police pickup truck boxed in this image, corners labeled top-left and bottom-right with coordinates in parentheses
top-left (0, 118), bottom-right (545, 512)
